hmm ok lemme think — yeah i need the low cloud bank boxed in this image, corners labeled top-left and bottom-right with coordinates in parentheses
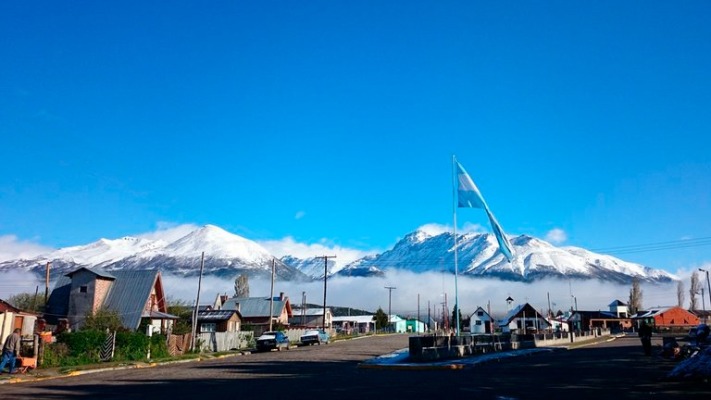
top-left (0, 268), bottom-right (679, 319)
top-left (162, 269), bottom-right (679, 318)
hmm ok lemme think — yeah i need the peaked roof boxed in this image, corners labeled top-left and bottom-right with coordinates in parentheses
top-left (46, 268), bottom-right (171, 330)
top-left (198, 309), bottom-right (241, 322)
top-left (500, 303), bottom-right (548, 325)
top-left (631, 306), bottom-right (678, 319)
top-left (222, 296), bottom-right (291, 318)
top-left (609, 299), bottom-right (627, 307)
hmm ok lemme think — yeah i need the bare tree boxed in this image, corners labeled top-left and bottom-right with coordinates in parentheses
top-left (677, 280), bottom-right (685, 308)
top-left (234, 274), bottom-right (250, 298)
top-left (690, 272), bottom-right (701, 311)
top-left (628, 277), bottom-right (643, 315)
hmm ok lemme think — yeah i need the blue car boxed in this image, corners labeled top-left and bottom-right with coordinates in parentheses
top-left (256, 331), bottom-right (291, 352)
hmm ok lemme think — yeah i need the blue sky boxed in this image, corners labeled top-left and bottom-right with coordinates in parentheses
top-left (1, 1), bottom-right (710, 274)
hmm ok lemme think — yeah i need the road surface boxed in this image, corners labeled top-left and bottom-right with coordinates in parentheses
top-left (3, 334), bottom-right (709, 399)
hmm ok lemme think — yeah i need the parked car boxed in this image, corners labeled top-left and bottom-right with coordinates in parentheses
top-left (256, 331), bottom-right (290, 352)
top-left (300, 329), bottom-right (330, 346)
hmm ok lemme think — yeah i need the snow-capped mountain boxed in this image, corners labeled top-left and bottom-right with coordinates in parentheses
top-left (0, 225), bottom-right (308, 281)
top-left (0, 224), bottom-right (676, 283)
top-left (331, 229), bottom-right (676, 283)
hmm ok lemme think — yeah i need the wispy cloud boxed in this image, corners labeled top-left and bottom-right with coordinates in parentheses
top-left (136, 223), bottom-right (199, 243)
top-left (295, 211), bottom-right (306, 220)
top-left (0, 235), bottom-right (53, 262)
top-left (545, 228), bottom-right (568, 244)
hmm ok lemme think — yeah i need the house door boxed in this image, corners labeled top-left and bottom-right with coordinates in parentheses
top-left (14, 315), bottom-right (24, 332)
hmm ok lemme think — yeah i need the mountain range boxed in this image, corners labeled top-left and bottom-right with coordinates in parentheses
top-left (0, 224), bottom-right (676, 284)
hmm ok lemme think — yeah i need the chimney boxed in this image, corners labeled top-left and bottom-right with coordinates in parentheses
top-left (279, 292), bottom-right (285, 301)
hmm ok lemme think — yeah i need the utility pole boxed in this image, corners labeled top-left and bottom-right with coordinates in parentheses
top-left (269, 258), bottom-right (275, 331)
top-left (301, 291), bottom-right (306, 326)
top-left (318, 255), bottom-right (337, 331)
top-left (385, 286), bottom-right (396, 332)
top-left (700, 269), bottom-right (711, 319)
top-left (547, 292), bottom-right (552, 319)
top-left (191, 252), bottom-right (205, 352)
top-left (702, 288), bottom-right (706, 312)
top-left (44, 262), bottom-right (51, 306)
top-left (417, 293), bottom-right (420, 334)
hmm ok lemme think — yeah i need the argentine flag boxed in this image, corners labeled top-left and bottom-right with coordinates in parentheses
top-left (455, 161), bottom-right (515, 262)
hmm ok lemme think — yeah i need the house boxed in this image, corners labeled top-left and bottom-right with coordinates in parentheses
top-left (568, 310), bottom-right (631, 332)
top-left (388, 315), bottom-right (407, 333)
top-left (197, 309), bottom-right (242, 333)
top-left (45, 267), bottom-right (178, 332)
top-left (631, 306), bottom-right (700, 329)
top-left (609, 300), bottom-right (629, 318)
top-left (288, 307), bottom-right (333, 328)
top-left (332, 315), bottom-right (375, 334)
top-left (405, 318), bottom-right (426, 333)
top-left (0, 299), bottom-right (39, 344)
top-left (498, 303), bottom-right (551, 333)
top-left (469, 306), bottom-right (494, 334)
top-left (221, 292), bottom-right (293, 334)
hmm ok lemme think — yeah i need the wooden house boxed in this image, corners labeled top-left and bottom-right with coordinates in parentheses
top-left (197, 309), bottom-right (242, 333)
top-left (46, 267), bottom-right (178, 332)
top-left (221, 292), bottom-right (293, 335)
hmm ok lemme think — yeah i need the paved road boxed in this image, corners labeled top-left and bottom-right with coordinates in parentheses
top-left (3, 334), bottom-right (709, 399)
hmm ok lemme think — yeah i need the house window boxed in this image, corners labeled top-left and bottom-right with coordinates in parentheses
top-left (477, 311), bottom-right (484, 316)
top-left (201, 323), bottom-right (216, 333)
top-left (475, 320), bottom-right (482, 325)
top-left (80, 286), bottom-right (88, 293)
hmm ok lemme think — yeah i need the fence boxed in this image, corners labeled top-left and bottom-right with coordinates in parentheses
top-left (196, 331), bottom-right (254, 352)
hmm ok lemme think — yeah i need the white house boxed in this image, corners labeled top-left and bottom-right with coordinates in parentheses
top-left (469, 306), bottom-right (494, 334)
top-left (609, 300), bottom-right (629, 318)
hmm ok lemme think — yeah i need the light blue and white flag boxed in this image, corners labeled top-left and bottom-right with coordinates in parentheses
top-left (455, 160), bottom-right (515, 262)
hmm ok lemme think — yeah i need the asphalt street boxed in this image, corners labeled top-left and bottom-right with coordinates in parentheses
top-left (1, 334), bottom-right (709, 399)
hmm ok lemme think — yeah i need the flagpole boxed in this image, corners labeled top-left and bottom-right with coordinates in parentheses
top-left (452, 155), bottom-right (460, 336)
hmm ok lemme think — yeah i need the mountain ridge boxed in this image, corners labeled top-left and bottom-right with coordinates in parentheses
top-left (0, 224), bottom-right (677, 284)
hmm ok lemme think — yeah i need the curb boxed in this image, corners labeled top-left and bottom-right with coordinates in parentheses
top-left (0, 351), bottom-right (249, 385)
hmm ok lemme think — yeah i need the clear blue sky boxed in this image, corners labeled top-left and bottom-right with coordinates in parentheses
top-left (1, 1), bottom-right (709, 273)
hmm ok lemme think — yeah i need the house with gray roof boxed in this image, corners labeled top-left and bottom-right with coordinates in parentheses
top-left (46, 267), bottom-right (178, 332)
top-left (220, 292), bottom-right (293, 334)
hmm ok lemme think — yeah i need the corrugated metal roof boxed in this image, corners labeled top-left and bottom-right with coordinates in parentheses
top-left (222, 297), bottom-right (287, 318)
top-left (103, 270), bottom-right (161, 330)
top-left (47, 268), bottom-right (168, 330)
top-left (45, 276), bottom-right (72, 325)
top-left (198, 309), bottom-right (239, 322)
top-left (332, 315), bottom-right (375, 324)
top-left (292, 308), bottom-right (331, 316)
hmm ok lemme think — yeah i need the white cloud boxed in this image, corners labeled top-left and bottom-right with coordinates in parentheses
top-left (161, 269), bottom-right (680, 319)
top-left (257, 236), bottom-right (377, 266)
top-left (136, 223), bottom-right (199, 243)
top-left (0, 270), bottom-right (44, 299)
top-left (0, 235), bottom-right (53, 262)
top-left (545, 228), bottom-right (568, 244)
top-left (295, 211), bottom-right (306, 220)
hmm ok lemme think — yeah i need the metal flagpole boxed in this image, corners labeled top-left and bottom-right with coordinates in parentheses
top-left (452, 155), bottom-right (460, 336)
